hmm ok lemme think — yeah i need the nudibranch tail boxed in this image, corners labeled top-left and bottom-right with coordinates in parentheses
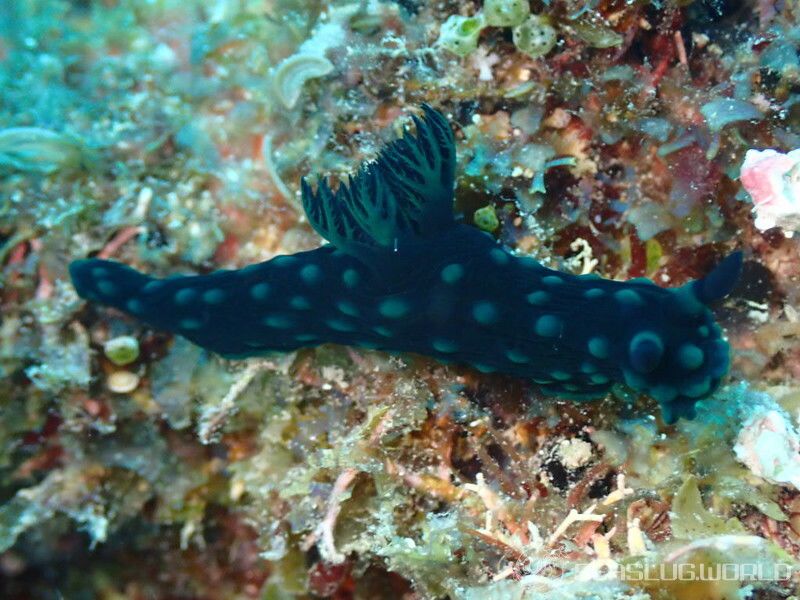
top-left (69, 106), bottom-right (741, 424)
top-left (70, 258), bottom-right (206, 344)
top-left (70, 258), bottom-right (149, 312)
top-left (71, 253), bottom-right (326, 358)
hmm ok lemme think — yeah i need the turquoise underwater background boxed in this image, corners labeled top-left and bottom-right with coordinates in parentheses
top-left (2, 1), bottom-right (800, 599)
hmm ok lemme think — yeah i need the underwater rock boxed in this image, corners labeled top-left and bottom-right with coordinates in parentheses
top-left (740, 148), bottom-right (800, 235)
top-left (734, 403), bottom-right (800, 490)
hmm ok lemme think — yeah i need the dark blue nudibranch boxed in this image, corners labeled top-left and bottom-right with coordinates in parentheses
top-left (70, 106), bottom-right (742, 423)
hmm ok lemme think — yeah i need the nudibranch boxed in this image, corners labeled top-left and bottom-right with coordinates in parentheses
top-left (70, 106), bottom-right (742, 423)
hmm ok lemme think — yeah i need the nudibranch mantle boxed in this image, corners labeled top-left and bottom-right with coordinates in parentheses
top-left (70, 106), bottom-right (742, 423)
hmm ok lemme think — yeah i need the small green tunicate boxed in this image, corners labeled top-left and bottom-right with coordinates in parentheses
top-left (513, 15), bottom-right (557, 59)
top-left (483, 0), bottom-right (530, 27)
top-left (104, 336), bottom-right (140, 366)
top-left (438, 13), bottom-right (485, 57)
top-left (473, 204), bottom-right (500, 232)
top-left (571, 19), bottom-right (623, 49)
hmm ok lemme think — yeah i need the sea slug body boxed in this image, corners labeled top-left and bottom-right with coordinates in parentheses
top-left (70, 106), bottom-right (742, 423)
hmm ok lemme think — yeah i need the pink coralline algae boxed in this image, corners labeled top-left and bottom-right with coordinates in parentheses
top-left (734, 405), bottom-right (800, 491)
top-left (740, 149), bottom-right (800, 235)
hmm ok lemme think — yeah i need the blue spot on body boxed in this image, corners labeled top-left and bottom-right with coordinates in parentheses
top-left (174, 288), bottom-right (197, 305)
top-left (584, 288), bottom-right (604, 299)
top-left (301, 264), bottom-right (322, 284)
top-left (251, 283), bottom-right (271, 301)
top-left (263, 315), bottom-right (293, 329)
top-left (506, 349), bottom-right (529, 364)
top-left (180, 318), bottom-right (202, 330)
top-left (490, 248), bottom-right (509, 265)
top-left (142, 281), bottom-right (164, 294)
top-left (535, 315), bottom-right (561, 337)
top-left (97, 280), bottom-right (117, 296)
top-left (542, 275), bottom-right (563, 286)
top-left (379, 298), bottom-right (410, 319)
top-left (526, 291), bottom-right (550, 305)
top-left (588, 337), bottom-right (610, 359)
top-left (441, 263), bottom-right (465, 283)
top-left (272, 255), bottom-right (299, 267)
top-left (202, 288), bottom-right (226, 304)
top-left (337, 300), bottom-right (360, 317)
top-left (327, 319), bottom-right (356, 332)
top-left (432, 339), bottom-right (458, 353)
top-left (615, 289), bottom-right (644, 306)
top-left (126, 299), bottom-right (144, 314)
top-left (290, 296), bottom-right (311, 310)
top-left (472, 301), bottom-right (498, 325)
top-left (343, 268), bottom-right (360, 288)
top-left (683, 377), bottom-right (711, 398)
top-left (678, 344), bottom-right (704, 370)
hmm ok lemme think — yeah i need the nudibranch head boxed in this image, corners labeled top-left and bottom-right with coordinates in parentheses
top-left (615, 252), bottom-right (742, 423)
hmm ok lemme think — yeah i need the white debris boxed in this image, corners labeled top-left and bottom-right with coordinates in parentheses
top-left (740, 148), bottom-right (800, 235)
top-left (734, 404), bottom-right (800, 490)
